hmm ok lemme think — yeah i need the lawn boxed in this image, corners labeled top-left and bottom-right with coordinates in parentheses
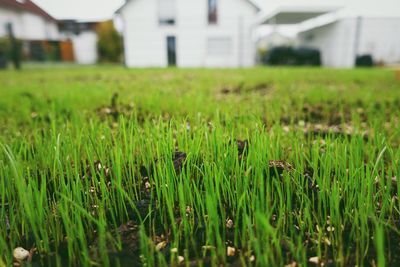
top-left (0, 67), bottom-right (399, 266)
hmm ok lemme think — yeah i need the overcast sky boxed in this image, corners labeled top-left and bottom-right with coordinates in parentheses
top-left (32, 0), bottom-right (399, 21)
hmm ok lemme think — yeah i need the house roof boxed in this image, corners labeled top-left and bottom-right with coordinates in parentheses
top-left (116, 0), bottom-right (261, 14)
top-left (0, 0), bottom-right (56, 21)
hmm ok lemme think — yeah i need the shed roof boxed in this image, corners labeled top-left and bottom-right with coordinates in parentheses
top-left (260, 6), bottom-right (340, 25)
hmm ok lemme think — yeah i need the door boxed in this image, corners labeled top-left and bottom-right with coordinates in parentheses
top-left (166, 36), bottom-right (176, 66)
top-left (60, 40), bottom-right (75, 62)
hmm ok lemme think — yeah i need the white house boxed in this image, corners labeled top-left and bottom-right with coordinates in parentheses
top-left (117, 0), bottom-right (261, 68)
top-left (298, 17), bottom-right (400, 67)
top-left (0, 0), bottom-right (99, 64)
top-left (0, 0), bottom-right (59, 41)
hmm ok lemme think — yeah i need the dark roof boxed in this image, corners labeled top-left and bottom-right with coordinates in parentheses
top-left (0, 0), bottom-right (56, 21)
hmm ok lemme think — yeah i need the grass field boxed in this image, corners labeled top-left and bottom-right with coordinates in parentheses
top-left (0, 67), bottom-right (399, 266)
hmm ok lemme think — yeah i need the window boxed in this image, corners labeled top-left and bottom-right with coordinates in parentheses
top-left (208, 0), bottom-right (218, 24)
top-left (207, 37), bottom-right (232, 56)
top-left (159, 0), bottom-right (176, 25)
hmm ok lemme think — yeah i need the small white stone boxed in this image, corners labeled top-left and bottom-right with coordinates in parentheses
top-left (285, 261), bottom-right (298, 267)
top-left (226, 219), bottom-right (234, 229)
top-left (145, 181), bottom-right (151, 189)
top-left (13, 247), bottom-right (29, 261)
top-left (249, 255), bottom-right (255, 262)
top-left (324, 237), bottom-right (331, 246)
top-left (178, 255), bottom-right (184, 264)
top-left (155, 241), bottom-right (167, 251)
top-left (227, 246), bottom-right (236, 257)
top-left (170, 247), bottom-right (178, 253)
top-left (309, 256), bottom-right (320, 264)
top-left (186, 206), bottom-right (192, 214)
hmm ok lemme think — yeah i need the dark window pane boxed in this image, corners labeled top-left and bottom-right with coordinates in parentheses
top-left (159, 0), bottom-right (176, 25)
top-left (167, 36), bottom-right (176, 66)
top-left (208, 0), bottom-right (218, 24)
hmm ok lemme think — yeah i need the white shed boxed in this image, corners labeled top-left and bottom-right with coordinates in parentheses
top-left (117, 0), bottom-right (261, 68)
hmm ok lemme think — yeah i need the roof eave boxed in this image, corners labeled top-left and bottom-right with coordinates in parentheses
top-left (115, 0), bottom-right (130, 14)
top-left (245, 0), bottom-right (261, 12)
top-left (115, 0), bottom-right (262, 15)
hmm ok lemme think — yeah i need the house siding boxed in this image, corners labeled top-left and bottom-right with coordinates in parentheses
top-left (298, 17), bottom-right (400, 67)
top-left (298, 19), bottom-right (356, 68)
top-left (0, 7), bottom-right (24, 37)
top-left (120, 0), bottom-right (258, 67)
top-left (357, 18), bottom-right (400, 64)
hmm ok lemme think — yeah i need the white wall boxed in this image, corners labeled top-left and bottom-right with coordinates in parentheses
top-left (298, 17), bottom-right (400, 67)
top-left (72, 31), bottom-right (98, 64)
top-left (0, 8), bottom-right (24, 38)
top-left (357, 18), bottom-right (400, 64)
top-left (120, 0), bottom-right (258, 67)
top-left (298, 19), bottom-right (359, 68)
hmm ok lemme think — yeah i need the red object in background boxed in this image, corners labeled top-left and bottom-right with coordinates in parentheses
top-left (60, 41), bottom-right (75, 62)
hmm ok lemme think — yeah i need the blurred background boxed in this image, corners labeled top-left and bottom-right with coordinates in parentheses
top-left (0, 0), bottom-right (399, 69)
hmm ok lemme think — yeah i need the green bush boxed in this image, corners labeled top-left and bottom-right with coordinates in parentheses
top-left (0, 38), bottom-right (10, 68)
top-left (0, 37), bottom-right (23, 68)
top-left (97, 21), bottom-right (123, 63)
top-left (0, 38), bottom-right (11, 56)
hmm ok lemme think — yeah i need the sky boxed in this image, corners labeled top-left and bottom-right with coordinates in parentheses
top-left (32, 0), bottom-right (399, 21)
top-left (31, 0), bottom-right (265, 20)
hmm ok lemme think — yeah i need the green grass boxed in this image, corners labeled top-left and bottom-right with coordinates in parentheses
top-left (0, 67), bottom-right (399, 266)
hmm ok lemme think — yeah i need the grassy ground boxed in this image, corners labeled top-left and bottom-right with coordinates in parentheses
top-left (0, 67), bottom-right (399, 266)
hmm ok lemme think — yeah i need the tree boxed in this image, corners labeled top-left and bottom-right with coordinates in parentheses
top-left (96, 21), bottom-right (123, 63)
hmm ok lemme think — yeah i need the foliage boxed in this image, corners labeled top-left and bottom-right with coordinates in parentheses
top-left (0, 38), bottom-right (11, 68)
top-left (96, 21), bottom-right (123, 63)
top-left (0, 37), bottom-right (11, 55)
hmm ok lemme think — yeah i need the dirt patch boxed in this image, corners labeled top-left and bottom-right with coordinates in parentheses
top-left (173, 151), bottom-right (187, 175)
top-left (90, 220), bottom-right (141, 266)
top-left (268, 160), bottom-right (294, 177)
top-left (395, 69), bottom-right (400, 81)
top-left (236, 139), bottom-right (248, 160)
top-left (220, 82), bottom-right (273, 96)
top-left (96, 93), bottom-right (135, 122)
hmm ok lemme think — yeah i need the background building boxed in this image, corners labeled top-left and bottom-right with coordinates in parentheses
top-left (0, 0), bottom-right (58, 40)
top-left (259, 5), bottom-right (400, 67)
top-left (298, 17), bottom-right (400, 67)
top-left (0, 0), bottom-right (60, 61)
top-left (117, 0), bottom-right (260, 68)
top-left (0, 0), bottom-right (99, 64)
top-left (58, 20), bottom-right (99, 64)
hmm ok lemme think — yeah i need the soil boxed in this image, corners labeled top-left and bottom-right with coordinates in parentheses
top-left (220, 82), bottom-right (273, 96)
